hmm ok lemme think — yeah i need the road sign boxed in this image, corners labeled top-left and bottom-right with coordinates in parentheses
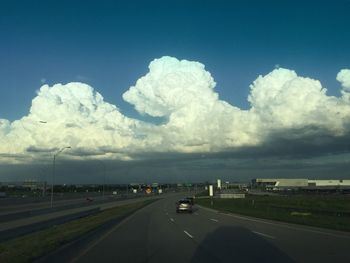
top-left (209, 185), bottom-right (213, 196)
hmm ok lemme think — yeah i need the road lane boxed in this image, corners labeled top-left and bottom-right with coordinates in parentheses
top-left (73, 194), bottom-right (292, 263)
top-left (0, 195), bottom-right (163, 235)
top-left (164, 196), bottom-right (292, 263)
top-left (64, 193), bottom-right (350, 263)
top-left (74, 195), bottom-right (198, 263)
top-left (197, 204), bottom-right (350, 262)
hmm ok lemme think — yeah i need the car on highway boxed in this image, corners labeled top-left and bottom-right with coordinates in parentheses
top-left (176, 199), bottom-right (193, 213)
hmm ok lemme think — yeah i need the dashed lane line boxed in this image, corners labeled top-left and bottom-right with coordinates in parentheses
top-left (184, 230), bottom-right (194, 239)
top-left (210, 218), bottom-right (219, 222)
top-left (252, 231), bottom-right (276, 239)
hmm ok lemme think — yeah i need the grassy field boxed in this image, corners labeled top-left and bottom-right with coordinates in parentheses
top-left (196, 194), bottom-right (350, 232)
top-left (0, 199), bottom-right (157, 263)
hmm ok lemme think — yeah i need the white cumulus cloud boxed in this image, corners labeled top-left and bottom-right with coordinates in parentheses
top-left (337, 69), bottom-right (350, 101)
top-left (123, 56), bottom-right (217, 117)
top-left (0, 82), bottom-right (142, 159)
top-left (249, 68), bottom-right (350, 136)
top-left (337, 69), bottom-right (350, 90)
top-left (1, 56), bottom-right (350, 165)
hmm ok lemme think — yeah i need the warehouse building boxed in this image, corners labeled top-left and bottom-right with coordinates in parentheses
top-left (252, 178), bottom-right (350, 191)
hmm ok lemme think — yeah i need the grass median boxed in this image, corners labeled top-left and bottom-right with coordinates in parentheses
top-left (196, 194), bottom-right (350, 232)
top-left (0, 199), bottom-right (158, 263)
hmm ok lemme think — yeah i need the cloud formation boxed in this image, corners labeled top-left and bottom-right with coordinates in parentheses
top-left (1, 56), bottom-right (350, 164)
top-left (337, 69), bottom-right (350, 101)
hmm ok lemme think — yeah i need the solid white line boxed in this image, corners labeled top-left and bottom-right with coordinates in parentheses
top-left (184, 230), bottom-right (194, 239)
top-left (252, 231), bottom-right (275, 239)
top-left (210, 218), bottom-right (219, 222)
top-left (170, 218), bottom-right (175, 222)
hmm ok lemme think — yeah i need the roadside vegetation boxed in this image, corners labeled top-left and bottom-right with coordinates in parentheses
top-left (0, 199), bottom-right (157, 263)
top-left (196, 194), bottom-right (350, 232)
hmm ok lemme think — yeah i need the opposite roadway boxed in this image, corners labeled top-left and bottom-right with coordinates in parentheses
top-left (69, 193), bottom-right (350, 263)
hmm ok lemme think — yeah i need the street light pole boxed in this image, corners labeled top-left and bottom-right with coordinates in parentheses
top-left (96, 160), bottom-right (106, 198)
top-left (103, 164), bottom-right (106, 198)
top-left (51, 146), bottom-right (71, 208)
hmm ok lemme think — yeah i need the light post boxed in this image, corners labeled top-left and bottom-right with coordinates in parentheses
top-left (38, 166), bottom-right (49, 197)
top-left (51, 146), bottom-right (71, 208)
top-left (96, 160), bottom-right (106, 198)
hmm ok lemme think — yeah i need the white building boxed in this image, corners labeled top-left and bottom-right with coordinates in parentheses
top-left (252, 178), bottom-right (350, 190)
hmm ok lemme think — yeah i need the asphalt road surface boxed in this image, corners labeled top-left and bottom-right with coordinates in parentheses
top-left (0, 193), bottom-right (146, 216)
top-left (71, 194), bottom-right (350, 263)
top-left (0, 195), bottom-right (162, 234)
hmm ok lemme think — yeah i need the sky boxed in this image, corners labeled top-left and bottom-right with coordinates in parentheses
top-left (0, 0), bottom-right (350, 183)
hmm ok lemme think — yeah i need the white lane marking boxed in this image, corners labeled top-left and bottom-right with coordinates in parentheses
top-left (198, 205), bottom-right (350, 240)
top-left (194, 212), bottom-right (199, 216)
top-left (165, 212), bottom-right (168, 215)
top-left (184, 230), bottom-right (194, 239)
top-left (170, 218), bottom-right (175, 222)
top-left (252, 231), bottom-right (275, 239)
top-left (210, 218), bottom-right (219, 222)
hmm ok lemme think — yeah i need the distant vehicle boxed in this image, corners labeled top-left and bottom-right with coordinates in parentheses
top-left (86, 197), bottom-right (93, 202)
top-left (185, 196), bottom-right (194, 205)
top-left (176, 199), bottom-right (193, 213)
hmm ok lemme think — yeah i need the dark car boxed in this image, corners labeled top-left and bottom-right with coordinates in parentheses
top-left (176, 199), bottom-right (193, 213)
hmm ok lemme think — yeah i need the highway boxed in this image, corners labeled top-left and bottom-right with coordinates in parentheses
top-left (0, 193), bottom-right (139, 215)
top-left (68, 194), bottom-right (350, 263)
top-left (0, 194), bottom-right (161, 241)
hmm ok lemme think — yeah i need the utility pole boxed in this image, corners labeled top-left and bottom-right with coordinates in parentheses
top-left (51, 146), bottom-right (71, 208)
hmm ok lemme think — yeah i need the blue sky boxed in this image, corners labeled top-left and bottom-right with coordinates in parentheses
top-left (1, 0), bottom-right (350, 183)
top-left (1, 0), bottom-right (349, 121)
